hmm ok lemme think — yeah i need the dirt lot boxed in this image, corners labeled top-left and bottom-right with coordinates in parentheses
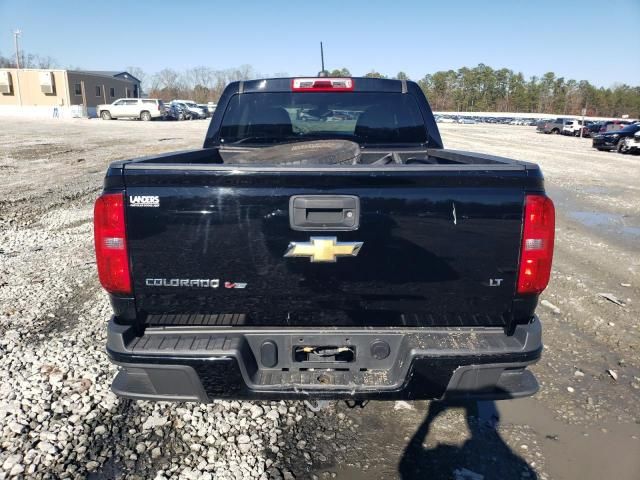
top-left (0, 118), bottom-right (638, 480)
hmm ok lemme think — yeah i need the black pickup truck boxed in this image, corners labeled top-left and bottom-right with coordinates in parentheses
top-left (95, 77), bottom-right (555, 403)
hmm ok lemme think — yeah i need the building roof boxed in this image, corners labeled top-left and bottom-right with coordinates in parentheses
top-left (0, 68), bottom-right (142, 83)
top-left (73, 70), bottom-right (141, 83)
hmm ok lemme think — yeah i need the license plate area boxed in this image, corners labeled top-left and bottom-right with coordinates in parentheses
top-left (293, 345), bottom-right (355, 363)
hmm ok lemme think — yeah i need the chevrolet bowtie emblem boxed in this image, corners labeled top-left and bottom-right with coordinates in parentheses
top-left (284, 237), bottom-right (363, 263)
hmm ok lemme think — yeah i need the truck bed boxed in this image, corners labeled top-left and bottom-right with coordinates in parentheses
top-left (113, 146), bottom-right (536, 168)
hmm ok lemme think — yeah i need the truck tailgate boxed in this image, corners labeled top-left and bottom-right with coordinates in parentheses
top-left (123, 165), bottom-right (532, 328)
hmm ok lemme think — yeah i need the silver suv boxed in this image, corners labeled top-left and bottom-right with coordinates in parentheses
top-left (98, 98), bottom-right (165, 121)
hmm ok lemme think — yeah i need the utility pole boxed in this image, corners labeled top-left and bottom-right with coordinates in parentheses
top-left (14, 29), bottom-right (21, 68)
top-left (13, 29), bottom-right (23, 107)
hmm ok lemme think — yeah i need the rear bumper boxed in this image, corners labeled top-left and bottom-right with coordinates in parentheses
top-left (592, 138), bottom-right (616, 149)
top-left (106, 317), bottom-right (543, 402)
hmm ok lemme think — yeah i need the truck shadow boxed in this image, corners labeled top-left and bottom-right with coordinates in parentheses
top-left (399, 400), bottom-right (538, 480)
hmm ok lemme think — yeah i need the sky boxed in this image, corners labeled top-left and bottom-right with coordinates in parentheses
top-left (1, 0), bottom-right (639, 87)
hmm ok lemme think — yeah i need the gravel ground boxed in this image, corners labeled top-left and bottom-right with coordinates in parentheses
top-left (0, 118), bottom-right (638, 479)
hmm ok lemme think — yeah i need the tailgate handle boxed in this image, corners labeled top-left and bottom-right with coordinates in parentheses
top-left (289, 195), bottom-right (360, 231)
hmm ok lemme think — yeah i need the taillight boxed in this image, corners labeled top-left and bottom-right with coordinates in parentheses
top-left (291, 78), bottom-right (354, 92)
top-left (94, 192), bottom-right (132, 294)
top-left (517, 194), bottom-right (555, 295)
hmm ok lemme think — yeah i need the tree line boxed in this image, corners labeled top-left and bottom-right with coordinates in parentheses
top-left (358, 66), bottom-right (639, 118)
top-left (126, 65), bottom-right (288, 105)
top-left (133, 64), bottom-right (640, 117)
top-left (1, 51), bottom-right (638, 117)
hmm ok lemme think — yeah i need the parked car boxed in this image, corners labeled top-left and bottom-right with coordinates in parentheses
top-left (592, 123), bottom-right (640, 151)
top-left (576, 121), bottom-right (599, 138)
top-left (562, 120), bottom-right (584, 136)
top-left (620, 131), bottom-right (640, 154)
top-left (98, 98), bottom-right (165, 121)
top-left (584, 121), bottom-right (604, 138)
top-left (598, 120), bottom-right (631, 133)
top-left (536, 118), bottom-right (572, 134)
top-left (206, 102), bottom-right (217, 114)
top-left (171, 100), bottom-right (207, 119)
top-left (164, 103), bottom-right (188, 121)
top-left (95, 76), bottom-right (554, 403)
top-left (197, 104), bottom-right (212, 118)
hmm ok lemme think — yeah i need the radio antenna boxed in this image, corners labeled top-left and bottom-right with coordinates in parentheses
top-left (318, 42), bottom-right (328, 77)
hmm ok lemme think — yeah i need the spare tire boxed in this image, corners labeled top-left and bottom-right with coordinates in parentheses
top-left (219, 140), bottom-right (361, 166)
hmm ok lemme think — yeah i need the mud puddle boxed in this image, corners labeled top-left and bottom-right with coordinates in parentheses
top-left (497, 397), bottom-right (640, 480)
top-left (567, 210), bottom-right (640, 239)
top-left (322, 400), bottom-right (541, 480)
top-left (324, 395), bottom-right (640, 480)
top-left (546, 185), bottom-right (640, 249)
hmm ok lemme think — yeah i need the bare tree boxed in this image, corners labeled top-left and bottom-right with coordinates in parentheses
top-left (210, 70), bottom-right (231, 100)
top-left (125, 66), bottom-right (148, 93)
top-left (0, 50), bottom-right (59, 69)
top-left (151, 68), bottom-right (184, 100)
top-left (155, 68), bottom-right (181, 90)
top-left (0, 52), bottom-right (13, 67)
top-left (228, 64), bottom-right (256, 82)
top-left (186, 66), bottom-right (215, 89)
top-left (192, 84), bottom-right (210, 103)
top-left (38, 55), bottom-right (58, 68)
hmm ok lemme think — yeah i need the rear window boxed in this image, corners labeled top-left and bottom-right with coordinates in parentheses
top-left (618, 124), bottom-right (640, 133)
top-left (219, 92), bottom-right (427, 146)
